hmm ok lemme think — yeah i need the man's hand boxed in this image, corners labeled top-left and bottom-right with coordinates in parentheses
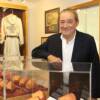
top-left (47, 55), bottom-right (62, 70)
top-left (47, 55), bottom-right (62, 63)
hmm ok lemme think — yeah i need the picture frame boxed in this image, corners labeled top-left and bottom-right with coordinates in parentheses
top-left (41, 37), bottom-right (48, 44)
top-left (45, 8), bottom-right (60, 33)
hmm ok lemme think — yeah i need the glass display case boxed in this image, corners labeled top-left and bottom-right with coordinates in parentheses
top-left (49, 62), bottom-right (92, 100)
top-left (0, 58), bottom-right (92, 100)
top-left (0, 59), bottom-right (49, 100)
top-left (31, 59), bottom-right (92, 100)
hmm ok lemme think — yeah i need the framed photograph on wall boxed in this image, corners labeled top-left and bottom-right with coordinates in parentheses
top-left (41, 37), bottom-right (48, 44)
top-left (45, 8), bottom-right (60, 33)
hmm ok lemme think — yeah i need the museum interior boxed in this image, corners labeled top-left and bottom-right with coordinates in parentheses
top-left (0, 0), bottom-right (100, 100)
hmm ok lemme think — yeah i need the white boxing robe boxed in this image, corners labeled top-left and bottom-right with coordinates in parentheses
top-left (1, 14), bottom-right (24, 60)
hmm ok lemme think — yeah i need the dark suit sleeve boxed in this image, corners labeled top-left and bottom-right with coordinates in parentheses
top-left (90, 37), bottom-right (99, 63)
top-left (32, 40), bottom-right (50, 59)
top-left (90, 37), bottom-right (100, 97)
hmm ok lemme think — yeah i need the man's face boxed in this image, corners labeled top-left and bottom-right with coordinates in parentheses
top-left (60, 11), bottom-right (78, 38)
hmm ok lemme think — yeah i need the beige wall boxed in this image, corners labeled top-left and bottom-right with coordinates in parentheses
top-left (25, 0), bottom-right (92, 57)
top-left (76, 6), bottom-right (99, 53)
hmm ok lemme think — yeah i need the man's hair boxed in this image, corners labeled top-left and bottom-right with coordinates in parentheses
top-left (61, 8), bottom-right (79, 22)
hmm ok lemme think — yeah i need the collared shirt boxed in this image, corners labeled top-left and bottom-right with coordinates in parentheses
top-left (61, 32), bottom-right (76, 84)
top-left (61, 32), bottom-right (76, 71)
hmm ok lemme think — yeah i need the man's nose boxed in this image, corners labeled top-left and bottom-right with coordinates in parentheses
top-left (63, 23), bottom-right (70, 27)
top-left (64, 23), bottom-right (72, 28)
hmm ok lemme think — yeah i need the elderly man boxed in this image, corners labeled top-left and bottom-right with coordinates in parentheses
top-left (32, 9), bottom-right (100, 100)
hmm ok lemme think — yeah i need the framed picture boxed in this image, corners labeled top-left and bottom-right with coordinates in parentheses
top-left (41, 37), bottom-right (48, 44)
top-left (45, 8), bottom-right (60, 33)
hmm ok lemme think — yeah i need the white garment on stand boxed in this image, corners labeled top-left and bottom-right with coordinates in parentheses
top-left (1, 14), bottom-right (24, 60)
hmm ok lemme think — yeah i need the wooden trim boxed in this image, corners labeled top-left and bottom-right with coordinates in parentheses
top-left (23, 11), bottom-right (28, 57)
top-left (69, 0), bottom-right (100, 10)
top-left (0, 1), bottom-right (28, 10)
top-left (98, 4), bottom-right (100, 56)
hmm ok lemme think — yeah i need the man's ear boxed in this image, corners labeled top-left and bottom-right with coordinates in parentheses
top-left (76, 21), bottom-right (79, 27)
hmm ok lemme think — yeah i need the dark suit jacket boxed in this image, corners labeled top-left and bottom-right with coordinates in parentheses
top-left (32, 30), bottom-right (100, 97)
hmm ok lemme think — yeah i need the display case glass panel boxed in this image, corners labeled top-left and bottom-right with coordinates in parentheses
top-left (0, 59), bottom-right (49, 100)
top-left (31, 59), bottom-right (92, 100)
top-left (49, 62), bottom-right (92, 100)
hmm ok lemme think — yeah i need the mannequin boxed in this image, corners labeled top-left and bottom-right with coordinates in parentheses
top-left (1, 13), bottom-right (24, 60)
top-left (0, 9), bottom-right (24, 70)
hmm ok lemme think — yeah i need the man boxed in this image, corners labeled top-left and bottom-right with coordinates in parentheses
top-left (32, 9), bottom-right (100, 99)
